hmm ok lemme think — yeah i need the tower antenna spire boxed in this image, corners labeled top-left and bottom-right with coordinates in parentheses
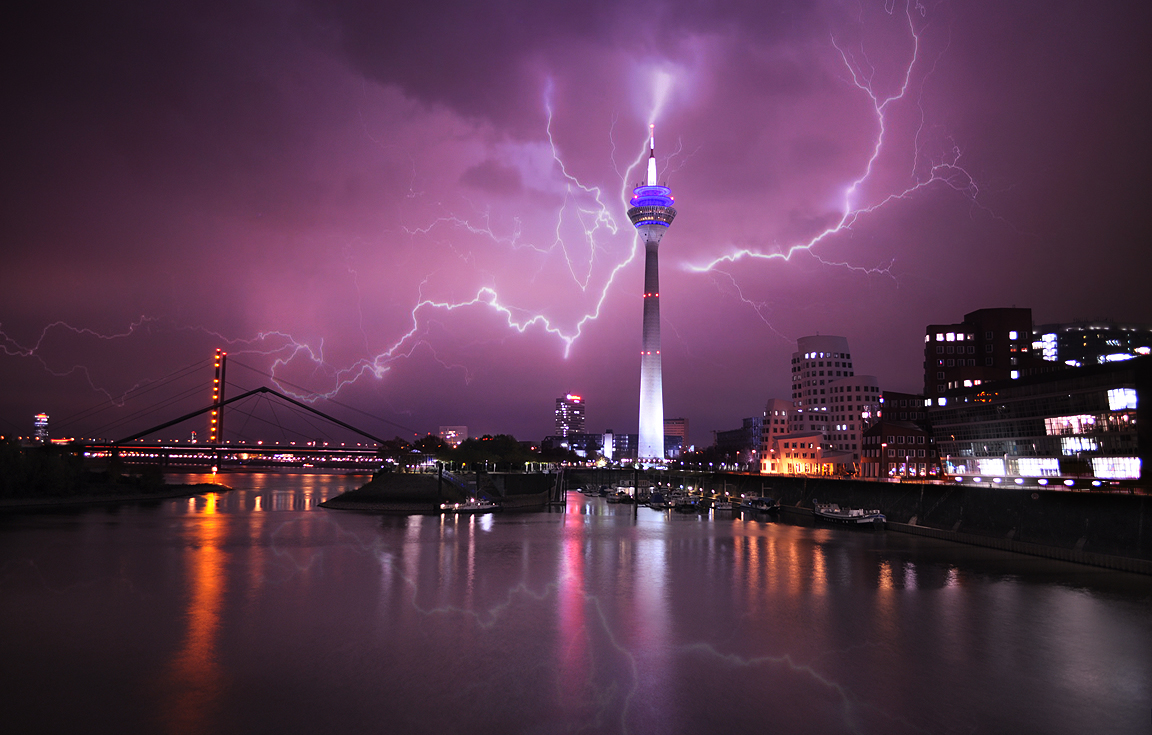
top-left (647, 123), bottom-right (657, 186)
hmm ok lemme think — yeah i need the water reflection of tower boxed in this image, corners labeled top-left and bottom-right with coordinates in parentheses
top-left (627, 125), bottom-right (677, 461)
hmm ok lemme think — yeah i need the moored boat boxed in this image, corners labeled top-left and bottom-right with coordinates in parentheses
top-left (647, 491), bottom-right (671, 510)
top-left (812, 499), bottom-right (884, 525)
top-left (441, 497), bottom-right (501, 514)
top-left (747, 497), bottom-right (779, 514)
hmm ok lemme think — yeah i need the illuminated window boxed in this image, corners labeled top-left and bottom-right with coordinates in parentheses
top-left (1061, 436), bottom-right (1098, 455)
top-left (1091, 456), bottom-right (1140, 479)
top-left (1107, 388), bottom-right (1137, 411)
top-left (1017, 457), bottom-right (1059, 477)
top-left (1045, 415), bottom-right (1096, 435)
top-left (977, 458), bottom-right (1005, 475)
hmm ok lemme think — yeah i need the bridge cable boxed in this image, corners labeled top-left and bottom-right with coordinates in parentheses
top-left (227, 359), bottom-right (419, 436)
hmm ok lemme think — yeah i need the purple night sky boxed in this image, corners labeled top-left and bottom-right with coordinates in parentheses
top-left (2, 0), bottom-right (1150, 445)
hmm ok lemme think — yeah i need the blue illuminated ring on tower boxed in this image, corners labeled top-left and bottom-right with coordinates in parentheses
top-left (628, 185), bottom-right (677, 227)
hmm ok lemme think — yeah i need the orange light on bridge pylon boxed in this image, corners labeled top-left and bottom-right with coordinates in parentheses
top-left (209, 349), bottom-right (227, 445)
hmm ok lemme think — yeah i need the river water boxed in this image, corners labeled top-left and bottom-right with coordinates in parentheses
top-left (1, 472), bottom-right (1149, 734)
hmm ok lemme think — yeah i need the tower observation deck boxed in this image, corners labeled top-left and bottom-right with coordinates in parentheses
top-left (627, 125), bottom-right (677, 461)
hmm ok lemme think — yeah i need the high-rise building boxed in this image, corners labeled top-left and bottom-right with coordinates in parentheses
top-left (924, 308), bottom-right (1049, 404)
top-left (33, 413), bottom-right (49, 443)
top-left (663, 417), bottom-right (688, 449)
top-left (628, 125), bottom-right (677, 461)
top-left (555, 394), bottom-right (586, 437)
top-left (789, 335), bottom-right (879, 464)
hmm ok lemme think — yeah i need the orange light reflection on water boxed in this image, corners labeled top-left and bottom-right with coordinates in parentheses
top-left (160, 492), bottom-right (226, 734)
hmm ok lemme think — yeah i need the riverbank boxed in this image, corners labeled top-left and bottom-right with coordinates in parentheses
top-left (320, 471), bottom-right (555, 513)
top-left (0, 482), bottom-right (230, 511)
top-left (776, 504), bottom-right (1152, 575)
top-left (319, 472), bottom-right (444, 513)
top-left (569, 469), bottom-right (1152, 573)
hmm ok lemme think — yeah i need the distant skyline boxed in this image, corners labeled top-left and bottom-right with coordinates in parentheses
top-left (3, 0), bottom-right (1151, 443)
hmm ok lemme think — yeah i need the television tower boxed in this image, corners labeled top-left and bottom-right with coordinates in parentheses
top-left (627, 125), bottom-right (677, 461)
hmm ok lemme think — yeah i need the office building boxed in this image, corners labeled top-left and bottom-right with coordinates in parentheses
top-left (924, 308), bottom-right (1051, 404)
top-left (861, 420), bottom-right (937, 479)
top-left (555, 394), bottom-right (586, 437)
top-left (930, 357), bottom-right (1149, 484)
top-left (1033, 320), bottom-right (1152, 367)
top-left (664, 417), bottom-right (688, 450)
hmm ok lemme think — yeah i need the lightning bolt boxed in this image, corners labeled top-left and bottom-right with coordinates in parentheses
top-left (378, 539), bottom-right (643, 733)
top-left (687, 0), bottom-right (979, 279)
top-left (0, 316), bottom-right (176, 404)
top-left (682, 642), bottom-right (939, 735)
top-left (4, 1), bottom-right (977, 411)
top-left (255, 84), bottom-right (658, 402)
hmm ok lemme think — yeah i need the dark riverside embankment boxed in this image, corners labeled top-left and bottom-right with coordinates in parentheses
top-left (320, 470), bottom-right (556, 513)
top-left (0, 482), bottom-right (231, 511)
top-left (569, 469), bottom-right (1152, 574)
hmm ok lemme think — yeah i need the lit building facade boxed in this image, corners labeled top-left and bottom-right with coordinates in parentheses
top-left (759, 398), bottom-right (792, 471)
top-left (789, 335), bottom-right (878, 466)
top-left (628, 125), bottom-right (677, 461)
top-left (542, 433), bottom-right (601, 459)
top-left (34, 413), bottom-right (49, 443)
top-left (438, 426), bottom-right (468, 447)
top-left (861, 420), bottom-right (937, 479)
top-left (762, 432), bottom-right (853, 476)
top-left (924, 308), bottom-right (1051, 405)
top-left (664, 417), bottom-right (688, 450)
top-left (555, 394), bottom-right (586, 437)
top-left (1033, 320), bottom-right (1152, 368)
top-left (599, 433), bottom-right (682, 462)
top-left (714, 416), bottom-right (762, 468)
top-left (930, 357), bottom-right (1149, 485)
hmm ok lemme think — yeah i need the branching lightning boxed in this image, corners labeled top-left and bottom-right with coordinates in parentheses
top-left (247, 86), bottom-right (655, 401)
top-left (681, 642), bottom-right (937, 735)
top-left (687, 0), bottom-right (978, 280)
top-left (3, 0), bottom-right (982, 414)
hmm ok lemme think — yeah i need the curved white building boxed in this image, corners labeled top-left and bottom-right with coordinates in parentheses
top-left (789, 335), bottom-right (879, 467)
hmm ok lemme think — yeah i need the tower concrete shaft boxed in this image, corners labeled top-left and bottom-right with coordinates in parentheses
top-left (627, 125), bottom-right (676, 460)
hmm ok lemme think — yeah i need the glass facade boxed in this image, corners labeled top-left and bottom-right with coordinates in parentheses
top-left (931, 360), bottom-right (1148, 482)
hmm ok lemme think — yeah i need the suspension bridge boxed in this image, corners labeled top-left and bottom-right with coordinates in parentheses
top-left (55, 350), bottom-right (418, 473)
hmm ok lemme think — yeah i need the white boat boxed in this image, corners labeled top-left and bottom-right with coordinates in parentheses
top-left (812, 499), bottom-right (885, 525)
top-left (441, 497), bottom-right (501, 514)
top-left (711, 499), bottom-right (734, 511)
